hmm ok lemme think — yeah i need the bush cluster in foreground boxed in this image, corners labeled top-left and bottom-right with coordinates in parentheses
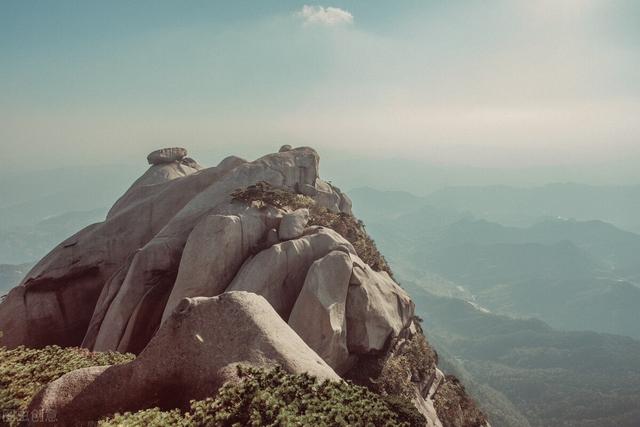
top-left (0, 345), bottom-right (134, 425)
top-left (433, 375), bottom-right (488, 427)
top-left (1, 346), bottom-right (425, 426)
top-left (101, 365), bottom-right (425, 427)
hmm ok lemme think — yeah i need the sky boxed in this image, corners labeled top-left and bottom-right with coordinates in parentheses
top-left (1, 0), bottom-right (639, 175)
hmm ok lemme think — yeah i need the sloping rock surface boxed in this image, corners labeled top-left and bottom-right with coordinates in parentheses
top-left (28, 292), bottom-right (339, 424)
top-left (0, 147), bottom-right (350, 351)
top-left (288, 250), bottom-right (354, 374)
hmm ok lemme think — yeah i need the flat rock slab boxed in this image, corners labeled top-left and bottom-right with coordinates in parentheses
top-left (147, 147), bottom-right (188, 164)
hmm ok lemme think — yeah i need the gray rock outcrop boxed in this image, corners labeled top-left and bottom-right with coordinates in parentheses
top-left (28, 292), bottom-right (339, 425)
top-left (346, 257), bottom-right (415, 353)
top-left (0, 145), bottom-right (487, 427)
top-left (278, 208), bottom-right (310, 240)
top-left (288, 250), bottom-right (354, 374)
top-left (0, 146), bottom-right (349, 352)
top-left (227, 227), bottom-right (355, 319)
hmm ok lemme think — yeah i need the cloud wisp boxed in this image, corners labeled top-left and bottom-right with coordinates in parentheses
top-left (296, 5), bottom-right (353, 26)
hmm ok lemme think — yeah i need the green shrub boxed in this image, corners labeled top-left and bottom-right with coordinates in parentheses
top-left (433, 375), bottom-right (488, 427)
top-left (231, 182), bottom-right (393, 276)
top-left (231, 182), bottom-right (315, 210)
top-left (0, 345), bottom-right (134, 425)
top-left (382, 394), bottom-right (431, 427)
top-left (368, 333), bottom-right (438, 400)
top-left (100, 407), bottom-right (188, 427)
top-left (102, 365), bottom-right (426, 427)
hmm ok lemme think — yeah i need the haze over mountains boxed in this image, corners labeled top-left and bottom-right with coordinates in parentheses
top-left (2, 161), bottom-right (640, 426)
top-left (408, 285), bottom-right (640, 427)
top-left (349, 186), bottom-right (640, 426)
top-left (350, 187), bottom-right (640, 338)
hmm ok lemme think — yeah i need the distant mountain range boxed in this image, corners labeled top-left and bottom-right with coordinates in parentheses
top-left (0, 165), bottom-right (140, 229)
top-left (0, 208), bottom-right (107, 264)
top-left (352, 184), bottom-right (640, 234)
top-left (350, 186), bottom-right (640, 339)
top-left (0, 263), bottom-right (31, 296)
top-left (406, 285), bottom-right (640, 427)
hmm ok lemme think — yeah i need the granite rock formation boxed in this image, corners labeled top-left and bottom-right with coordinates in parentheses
top-left (0, 146), bottom-right (487, 426)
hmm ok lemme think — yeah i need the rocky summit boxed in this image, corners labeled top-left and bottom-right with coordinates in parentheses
top-left (0, 146), bottom-right (488, 426)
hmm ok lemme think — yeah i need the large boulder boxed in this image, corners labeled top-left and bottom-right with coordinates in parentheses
top-left (160, 210), bottom-right (280, 324)
top-left (346, 258), bottom-right (415, 353)
top-left (227, 227), bottom-right (355, 319)
top-left (288, 250), bottom-right (354, 374)
top-left (28, 292), bottom-right (339, 425)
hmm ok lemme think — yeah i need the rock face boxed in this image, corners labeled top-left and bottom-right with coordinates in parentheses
top-left (0, 145), bottom-right (487, 427)
top-left (227, 227), bottom-right (356, 319)
top-left (0, 146), bottom-right (343, 351)
top-left (28, 292), bottom-right (339, 424)
top-left (288, 250), bottom-right (353, 373)
top-left (160, 210), bottom-right (279, 324)
top-left (278, 208), bottom-right (310, 240)
top-left (346, 257), bottom-right (415, 353)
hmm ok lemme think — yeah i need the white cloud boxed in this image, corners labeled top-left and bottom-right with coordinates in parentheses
top-left (297, 5), bottom-right (353, 26)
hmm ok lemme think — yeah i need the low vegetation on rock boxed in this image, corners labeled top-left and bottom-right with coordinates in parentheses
top-left (345, 331), bottom-right (437, 397)
top-left (376, 332), bottom-right (438, 399)
top-left (0, 347), bottom-right (426, 427)
top-left (231, 181), bottom-right (393, 275)
top-left (0, 345), bottom-right (134, 425)
top-left (103, 365), bottom-right (425, 427)
top-left (433, 375), bottom-right (489, 427)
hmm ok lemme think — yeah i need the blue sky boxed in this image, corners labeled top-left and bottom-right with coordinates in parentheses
top-left (1, 1), bottom-right (639, 171)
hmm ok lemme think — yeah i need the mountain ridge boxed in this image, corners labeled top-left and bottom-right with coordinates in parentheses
top-left (0, 146), bottom-right (487, 427)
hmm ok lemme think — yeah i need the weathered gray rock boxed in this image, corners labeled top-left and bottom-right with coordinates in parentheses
top-left (0, 287), bottom-right (28, 348)
top-left (0, 147), bottom-right (351, 351)
top-left (279, 144), bottom-right (292, 152)
top-left (161, 210), bottom-right (280, 324)
top-left (107, 167), bottom-right (193, 220)
top-left (147, 147), bottom-right (187, 165)
top-left (0, 155), bottom-right (246, 350)
top-left (93, 148), bottom-right (328, 352)
top-left (1, 146), bottom-right (380, 354)
top-left (278, 208), bottom-right (310, 240)
top-left (227, 227), bottom-right (355, 320)
top-left (346, 258), bottom-right (415, 353)
top-left (27, 365), bottom-right (110, 425)
top-left (0, 144), bottom-right (490, 427)
top-left (289, 251), bottom-right (354, 374)
top-left (28, 292), bottom-right (339, 425)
